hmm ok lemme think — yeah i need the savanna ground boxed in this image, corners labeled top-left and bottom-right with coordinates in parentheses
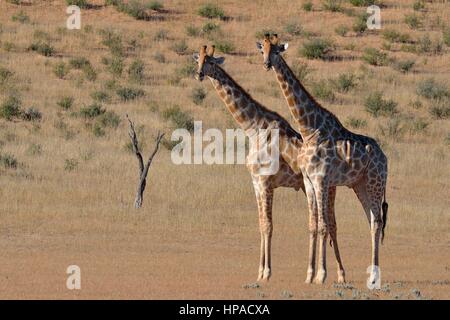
top-left (0, 0), bottom-right (449, 299)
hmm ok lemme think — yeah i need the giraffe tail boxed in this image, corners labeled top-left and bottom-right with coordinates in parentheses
top-left (381, 194), bottom-right (388, 244)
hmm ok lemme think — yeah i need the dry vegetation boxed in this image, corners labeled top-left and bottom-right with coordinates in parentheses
top-left (0, 0), bottom-right (449, 299)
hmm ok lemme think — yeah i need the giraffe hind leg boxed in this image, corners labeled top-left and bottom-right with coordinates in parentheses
top-left (327, 186), bottom-right (346, 283)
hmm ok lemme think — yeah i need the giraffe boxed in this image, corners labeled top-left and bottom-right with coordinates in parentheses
top-left (256, 34), bottom-right (389, 286)
top-left (192, 45), bottom-right (344, 282)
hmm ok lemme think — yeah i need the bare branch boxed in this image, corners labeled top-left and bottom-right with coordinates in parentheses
top-left (127, 115), bottom-right (165, 209)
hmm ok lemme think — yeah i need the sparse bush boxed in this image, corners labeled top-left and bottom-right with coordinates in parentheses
top-left (443, 27), bottom-right (450, 47)
top-left (162, 105), bottom-right (194, 131)
top-left (353, 13), bottom-right (369, 34)
top-left (148, 0), bottom-right (163, 11)
top-left (27, 143), bottom-right (42, 156)
top-left (91, 90), bottom-right (110, 103)
top-left (345, 117), bottom-right (367, 129)
top-left (365, 91), bottom-right (398, 117)
top-left (333, 73), bottom-right (356, 92)
top-left (107, 56), bottom-right (124, 76)
top-left (349, 0), bottom-right (378, 6)
top-left (198, 3), bottom-right (225, 19)
top-left (413, 0), bottom-right (425, 11)
top-left (291, 61), bottom-right (311, 82)
top-left (323, 0), bottom-right (342, 12)
top-left (409, 118), bottom-right (429, 134)
top-left (394, 60), bottom-right (415, 73)
top-left (202, 22), bottom-right (220, 35)
top-left (382, 30), bottom-right (410, 43)
top-left (214, 40), bottom-right (235, 54)
top-left (64, 158), bottom-right (78, 171)
top-left (0, 67), bottom-right (14, 85)
top-left (299, 38), bottom-right (333, 59)
top-left (11, 11), bottom-right (30, 24)
top-left (416, 79), bottom-right (449, 100)
top-left (116, 87), bottom-right (145, 101)
top-left (404, 13), bottom-right (422, 29)
top-left (191, 87), bottom-right (206, 105)
top-left (362, 48), bottom-right (388, 66)
top-left (186, 25), bottom-right (201, 37)
top-left (177, 62), bottom-right (196, 78)
top-left (69, 57), bottom-right (91, 69)
top-left (92, 122), bottom-right (106, 137)
top-left (79, 103), bottom-right (105, 118)
top-left (128, 59), bottom-right (145, 83)
top-left (97, 110), bottom-right (120, 129)
top-left (29, 42), bottom-right (55, 57)
top-left (154, 29), bottom-right (168, 41)
top-left (57, 96), bottom-right (74, 110)
top-left (379, 119), bottom-right (404, 139)
top-left (171, 40), bottom-right (189, 55)
top-left (116, 0), bottom-right (153, 20)
top-left (66, 0), bottom-right (89, 8)
top-left (82, 64), bottom-right (97, 81)
top-left (0, 96), bottom-right (22, 120)
top-left (3, 42), bottom-right (15, 52)
top-left (311, 80), bottom-right (335, 102)
top-left (54, 62), bottom-right (70, 79)
top-left (335, 25), bottom-right (349, 37)
top-left (429, 101), bottom-right (450, 119)
top-left (100, 30), bottom-right (124, 56)
top-left (153, 52), bottom-right (166, 63)
top-left (303, 1), bottom-right (313, 11)
top-left (22, 107), bottom-right (42, 121)
top-left (417, 34), bottom-right (443, 55)
top-left (284, 21), bottom-right (302, 36)
top-left (0, 153), bottom-right (18, 169)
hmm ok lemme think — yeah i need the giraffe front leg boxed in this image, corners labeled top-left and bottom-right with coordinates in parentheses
top-left (328, 186), bottom-right (346, 283)
top-left (259, 188), bottom-right (274, 282)
top-left (314, 179), bottom-right (329, 285)
top-left (252, 178), bottom-right (265, 282)
top-left (303, 177), bottom-right (317, 284)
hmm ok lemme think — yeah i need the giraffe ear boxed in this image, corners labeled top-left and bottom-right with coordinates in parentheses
top-left (256, 42), bottom-right (263, 54)
top-left (213, 56), bottom-right (225, 65)
top-left (278, 43), bottom-right (289, 53)
top-left (192, 53), bottom-right (200, 62)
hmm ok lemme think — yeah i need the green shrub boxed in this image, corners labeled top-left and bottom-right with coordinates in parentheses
top-left (177, 62), bottom-right (196, 78)
top-left (27, 143), bottom-right (42, 156)
top-left (364, 91), bottom-right (398, 117)
top-left (333, 73), bottom-right (356, 93)
top-left (57, 96), bottom-right (74, 110)
top-left (128, 59), bottom-right (145, 83)
top-left (92, 122), bottom-right (106, 137)
top-left (116, 0), bottom-right (152, 20)
top-left (80, 103), bottom-right (105, 118)
top-left (345, 117), bottom-right (367, 129)
top-left (413, 0), bottom-right (425, 11)
top-left (284, 21), bottom-right (302, 36)
top-left (0, 153), bottom-right (18, 169)
top-left (404, 14), bottom-right (421, 29)
top-left (54, 62), bottom-right (69, 79)
top-left (198, 3), bottom-right (225, 19)
top-left (311, 80), bottom-right (335, 102)
top-left (191, 87), bottom-right (207, 105)
top-left (91, 90), bottom-right (110, 103)
top-left (69, 57), bottom-right (91, 69)
top-left (443, 27), bottom-right (450, 47)
top-left (64, 158), bottom-right (78, 171)
top-left (97, 110), bottom-right (120, 128)
top-left (66, 0), bottom-right (89, 8)
top-left (154, 29), bottom-right (168, 41)
top-left (107, 56), bottom-right (124, 76)
top-left (29, 42), bottom-right (55, 56)
top-left (214, 40), bottom-right (235, 54)
top-left (352, 13), bottom-right (368, 33)
top-left (409, 118), bottom-right (429, 134)
top-left (394, 60), bottom-right (415, 73)
top-left (335, 25), bottom-right (349, 37)
top-left (202, 22), bottom-right (220, 35)
top-left (0, 67), bottom-right (14, 85)
top-left (299, 38), bottom-right (333, 59)
top-left (417, 34), bottom-right (443, 55)
top-left (382, 29), bottom-right (410, 43)
top-left (0, 96), bottom-right (22, 120)
top-left (82, 64), bottom-right (97, 81)
top-left (323, 0), bottom-right (342, 12)
top-left (22, 107), bottom-right (42, 121)
top-left (186, 25), bottom-right (201, 37)
top-left (11, 11), bottom-right (30, 24)
top-left (162, 105), bottom-right (194, 131)
top-left (362, 48), bottom-right (388, 66)
top-left (116, 87), bottom-right (145, 101)
top-left (349, 0), bottom-right (378, 6)
top-left (171, 40), bottom-right (189, 55)
top-left (429, 101), bottom-right (450, 119)
top-left (416, 79), bottom-right (449, 100)
top-left (303, 1), bottom-right (313, 11)
top-left (379, 119), bottom-right (404, 139)
top-left (291, 61), bottom-right (311, 82)
top-left (148, 0), bottom-right (163, 11)
top-left (100, 30), bottom-right (124, 56)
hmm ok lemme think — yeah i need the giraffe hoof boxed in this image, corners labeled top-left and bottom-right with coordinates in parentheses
top-left (305, 270), bottom-right (314, 284)
top-left (337, 271), bottom-right (346, 283)
top-left (305, 277), bottom-right (313, 284)
top-left (313, 270), bottom-right (326, 284)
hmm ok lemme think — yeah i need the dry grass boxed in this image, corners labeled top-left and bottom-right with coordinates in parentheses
top-left (0, 0), bottom-right (449, 299)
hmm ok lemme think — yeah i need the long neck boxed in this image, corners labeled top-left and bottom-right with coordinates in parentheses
top-left (208, 66), bottom-right (262, 132)
top-left (272, 56), bottom-right (340, 139)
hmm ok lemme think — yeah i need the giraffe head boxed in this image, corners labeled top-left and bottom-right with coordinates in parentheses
top-left (256, 34), bottom-right (288, 70)
top-left (192, 45), bottom-right (225, 81)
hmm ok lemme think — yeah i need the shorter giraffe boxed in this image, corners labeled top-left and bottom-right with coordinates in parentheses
top-left (192, 45), bottom-right (344, 282)
top-left (256, 34), bottom-right (388, 285)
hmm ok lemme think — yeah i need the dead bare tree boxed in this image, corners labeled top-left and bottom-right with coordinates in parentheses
top-left (127, 114), bottom-right (165, 209)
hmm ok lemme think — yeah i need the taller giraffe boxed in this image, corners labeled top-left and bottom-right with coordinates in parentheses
top-left (192, 45), bottom-right (343, 282)
top-left (256, 35), bottom-right (388, 286)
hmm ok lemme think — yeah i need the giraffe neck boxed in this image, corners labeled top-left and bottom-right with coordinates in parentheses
top-left (208, 66), bottom-right (266, 132)
top-left (272, 56), bottom-right (343, 140)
